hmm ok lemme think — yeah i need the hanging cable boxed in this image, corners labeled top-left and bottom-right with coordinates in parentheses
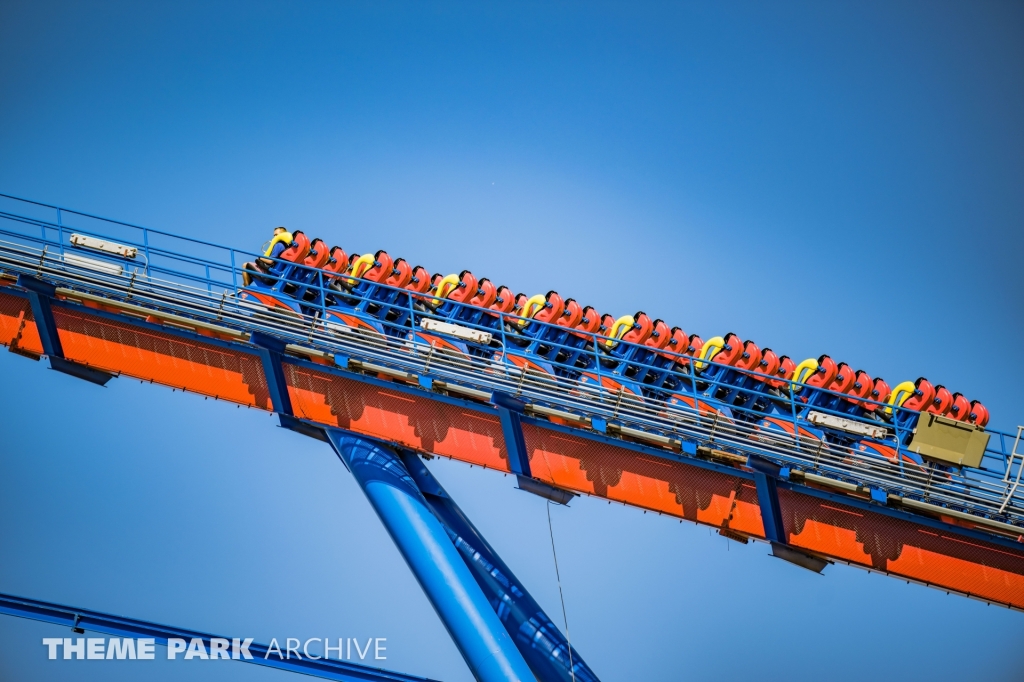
top-left (546, 500), bottom-right (576, 682)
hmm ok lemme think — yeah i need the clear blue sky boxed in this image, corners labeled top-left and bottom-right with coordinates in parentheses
top-left (1, 1), bottom-right (1022, 680)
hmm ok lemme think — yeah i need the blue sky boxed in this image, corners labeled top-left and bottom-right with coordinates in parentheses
top-left (1, 1), bottom-right (1022, 680)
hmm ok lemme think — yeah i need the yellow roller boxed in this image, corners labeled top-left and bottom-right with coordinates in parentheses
top-left (694, 336), bottom-right (724, 372)
top-left (885, 381), bottom-right (917, 415)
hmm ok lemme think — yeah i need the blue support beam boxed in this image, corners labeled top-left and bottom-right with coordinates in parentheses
top-left (325, 430), bottom-right (536, 682)
top-left (248, 332), bottom-right (332, 441)
top-left (747, 456), bottom-right (785, 544)
top-left (492, 391), bottom-right (576, 506)
top-left (248, 330), bottom-right (331, 440)
top-left (492, 392), bottom-right (530, 477)
top-left (249, 331), bottom-right (293, 415)
top-left (16, 274), bottom-right (113, 385)
top-left (0, 592), bottom-right (437, 682)
top-left (748, 455), bottom-right (828, 573)
top-left (399, 450), bottom-right (599, 682)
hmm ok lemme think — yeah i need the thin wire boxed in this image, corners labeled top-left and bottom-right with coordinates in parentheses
top-left (546, 500), bottom-right (576, 682)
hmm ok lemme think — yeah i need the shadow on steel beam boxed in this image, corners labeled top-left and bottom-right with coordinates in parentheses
top-left (279, 414), bottom-right (329, 442)
top-left (770, 543), bottom-right (829, 573)
top-left (516, 475), bottom-right (577, 506)
top-left (48, 356), bottom-right (114, 386)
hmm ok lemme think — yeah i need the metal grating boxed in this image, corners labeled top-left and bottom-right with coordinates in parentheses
top-left (283, 364), bottom-right (510, 471)
top-left (778, 488), bottom-right (1024, 608)
top-left (521, 423), bottom-right (765, 534)
top-left (50, 306), bottom-right (270, 408)
top-left (0, 290), bottom-right (39, 353)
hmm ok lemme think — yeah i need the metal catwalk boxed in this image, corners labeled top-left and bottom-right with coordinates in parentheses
top-left (2, 193), bottom-right (1023, 680)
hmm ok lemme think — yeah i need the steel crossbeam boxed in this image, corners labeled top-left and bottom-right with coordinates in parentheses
top-left (16, 274), bottom-right (113, 385)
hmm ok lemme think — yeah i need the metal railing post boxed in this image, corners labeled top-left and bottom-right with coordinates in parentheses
top-left (55, 208), bottom-right (64, 259)
top-left (789, 379), bottom-right (802, 454)
top-left (142, 228), bottom-right (152, 276)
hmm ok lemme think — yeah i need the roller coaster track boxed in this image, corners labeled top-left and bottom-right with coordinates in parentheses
top-left (1, 192), bottom-right (1023, 662)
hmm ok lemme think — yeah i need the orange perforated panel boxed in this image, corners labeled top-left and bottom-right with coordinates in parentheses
top-left (0, 292), bottom-right (28, 346)
top-left (522, 424), bottom-right (765, 534)
top-left (5, 293), bottom-right (1022, 608)
top-left (50, 306), bottom-right (271, 408)
top-left (283, 364), bottom-right (510, 471)
top-left (779, 489), bottom-right (1024, 608)
top-left (0, 291), bottom-right (42, 354)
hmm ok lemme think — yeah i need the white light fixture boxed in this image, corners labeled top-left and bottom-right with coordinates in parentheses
top-left (63, 252), bottom-right (124, 276)
top-left (419, 318), bottom-right (493, 344)
top-left (807, 411), bottom-right (888, 439)
top-left (69, 233), bottom-right (138, 259)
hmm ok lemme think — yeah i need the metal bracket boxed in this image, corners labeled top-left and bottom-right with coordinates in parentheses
top-left (16, 275), bottom-right (113, 385)
top-left (491, 391), bottom-right (530, 477)
top-left (769, 543), bottom-right (828, 573)
top-left (249, 331), bottom-right (293, 416)
top-left (491, 392), bottom-right (577, 506)
top-left (515, 475), bottom-right (577, 505)
top-left (748, 455), bottom-right (785, 543)
top-left (277, 414), bottom-right (328, 442)
top-left (250, 332), bottom-right (322, 442)
top-left (748, 455), bottom-right (828, 573)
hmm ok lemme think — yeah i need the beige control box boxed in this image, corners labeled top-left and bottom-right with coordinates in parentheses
top-left (909, 413), bottom-right (990, 468)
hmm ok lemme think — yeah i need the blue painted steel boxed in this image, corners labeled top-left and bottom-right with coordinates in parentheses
top-left (399, 450), bottom-right (599, 682)
top-left (324, 431), bottom-right (536, 682)
top-left (1, 193), bottom-right (1023, 564)
top-left (16, 274), bottom-right (60, 356)
top-left (0, 592), bottom-right (437, 682)
top-left (249, 330), bottom-right (294, 415)
top-left (491, 391), bottom-right (531, 477)
top-left (747, 455), bottom-right (785, 544)
top-left (491, 393), bottom-right (577, 504)
top-left (15, 274), bottom-right (113, 385)
top-left (749, 455), bottom-right (828, 572)
top-left (7, 268), bottom-right (1022, 556)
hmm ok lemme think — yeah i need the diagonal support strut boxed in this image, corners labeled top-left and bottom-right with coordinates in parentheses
top-left (16, 275), bottom-right (113, 385)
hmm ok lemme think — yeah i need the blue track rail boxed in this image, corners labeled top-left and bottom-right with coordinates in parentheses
top-left (0, 192), bottom-right (1020, 533)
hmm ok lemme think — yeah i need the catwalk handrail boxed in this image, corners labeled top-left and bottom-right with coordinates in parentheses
top-left (0, 193), bottom-right (1020, 532)
top-left (1, 238), bottom-right (1019, 526)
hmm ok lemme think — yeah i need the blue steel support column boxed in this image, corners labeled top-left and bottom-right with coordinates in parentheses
top-left (747, 455), bottom-right (828, 573)
top-left (249, 332), bottom-right (330, 441)
top-left (492, 392), bottom-right (576, 506)
top-left (492, 392), bottom-right (530, 476)
top-left (399, 450), bottom-right (600, 682)
top-left (16, 274), bottom-right (113, 385)
top-left (746, 456), bottom-right (785, 544)
top-left (249, 331), bottom-right (293, 414)
top-left (325, 430), bottom-right (536, 682)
